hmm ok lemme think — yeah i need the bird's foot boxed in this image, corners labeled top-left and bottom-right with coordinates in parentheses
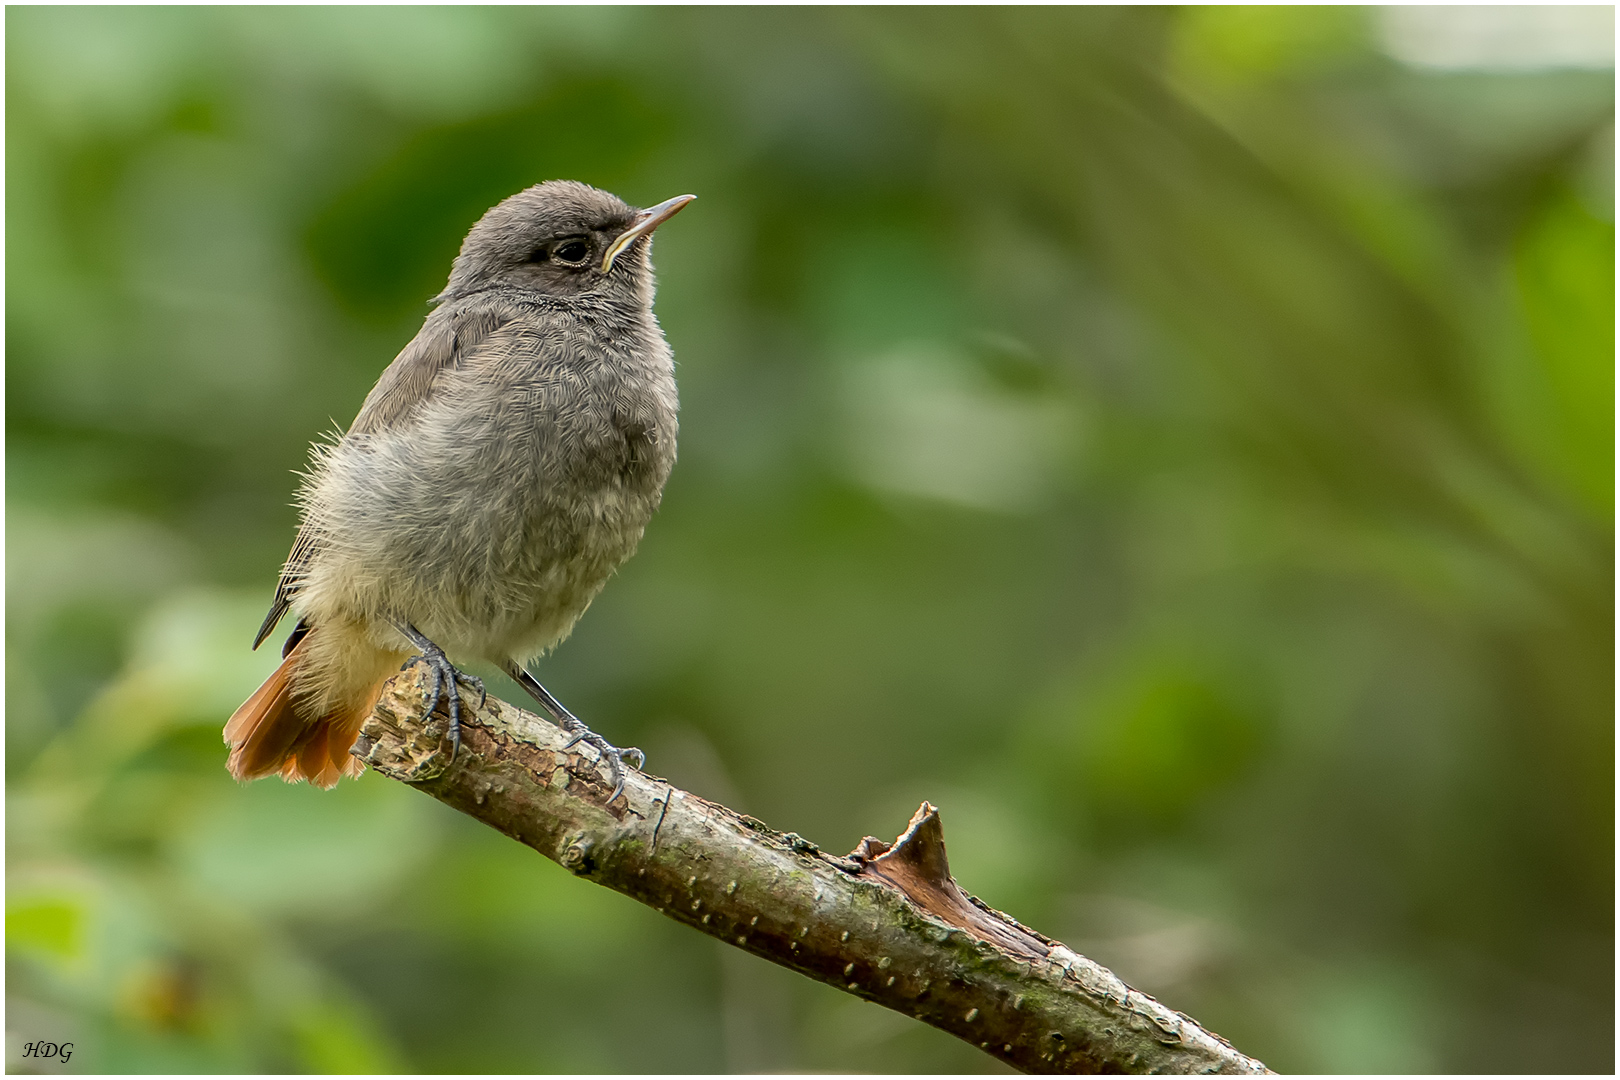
top-left (398, 635), bottom-right (485, 762)
top-left (501, 660), bottom-right (642, 802)
top-left (560, 721), bottom-right (644, 802)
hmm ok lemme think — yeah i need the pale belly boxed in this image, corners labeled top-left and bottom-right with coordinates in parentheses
top-left (422, 483), bottom-right (659, 663)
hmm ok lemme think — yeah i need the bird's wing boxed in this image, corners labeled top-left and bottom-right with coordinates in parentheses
top-left (252, 301), bottom-right (516, 649)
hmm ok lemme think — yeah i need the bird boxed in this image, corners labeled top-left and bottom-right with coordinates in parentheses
top-left (224, 180), bottom-right (693, 799)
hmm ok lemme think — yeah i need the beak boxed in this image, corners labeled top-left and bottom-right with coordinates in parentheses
top-left (602, 194), bottom-right (696, 272)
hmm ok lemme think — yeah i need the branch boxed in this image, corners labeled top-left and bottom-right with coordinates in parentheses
top-left (353, 662), bottom-right (1271, 1075)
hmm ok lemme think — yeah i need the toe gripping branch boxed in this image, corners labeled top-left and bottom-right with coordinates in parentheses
top-left (501, 661), bottom-right (644, 802)
top-left (392, 622), bottom-right (485, 761)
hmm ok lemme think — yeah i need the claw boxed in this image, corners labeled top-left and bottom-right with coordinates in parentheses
top-left (425, 656), bottom-right (456, 759)
top-left (559, 718), bottom-right (636, 802)
top-left (503, 660), bottom-right (644, 804)
top-left (396, 625), bottom-right (481, 763)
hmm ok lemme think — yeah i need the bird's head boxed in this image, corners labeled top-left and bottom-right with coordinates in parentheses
top-left (439, 180), bottom-right (694, 304)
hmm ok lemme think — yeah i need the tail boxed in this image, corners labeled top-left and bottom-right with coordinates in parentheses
top-left (224, 628), bottom-right (385, 789)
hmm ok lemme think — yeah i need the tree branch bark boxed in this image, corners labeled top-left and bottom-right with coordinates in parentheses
top-left (353, 662), bottom-right (1271, 1075)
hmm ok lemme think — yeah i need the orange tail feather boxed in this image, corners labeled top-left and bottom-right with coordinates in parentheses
top-left (225, 630), bottom-right (385, 789)
top-left (225, 636), bottom-right (310, 781)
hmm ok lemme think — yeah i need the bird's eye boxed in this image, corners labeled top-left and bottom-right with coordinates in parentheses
top-left (554, 240), bottom-right (590, 265)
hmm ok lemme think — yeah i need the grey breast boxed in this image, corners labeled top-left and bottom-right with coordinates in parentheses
top-left (417, 300), bottom-right (678, 618)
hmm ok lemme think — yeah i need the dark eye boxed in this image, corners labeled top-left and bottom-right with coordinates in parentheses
top-left (554, 240), bottom-right (590, 264)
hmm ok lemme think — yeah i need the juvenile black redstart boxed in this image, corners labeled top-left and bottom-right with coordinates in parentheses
top-left (225, 180), bottom-right (694, 799)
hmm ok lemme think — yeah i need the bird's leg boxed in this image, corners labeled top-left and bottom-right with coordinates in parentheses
top-left (501, 660), bottom-right (643, 802)
top-left (392, 621), bottom-right (485, 761)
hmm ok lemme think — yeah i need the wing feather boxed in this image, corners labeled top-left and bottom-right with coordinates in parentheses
top-left (251, 301), bottom-right (515, 648)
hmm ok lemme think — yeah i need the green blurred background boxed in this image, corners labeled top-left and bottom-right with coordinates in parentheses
top-left (7, 6), bottom-right (1613, 1073)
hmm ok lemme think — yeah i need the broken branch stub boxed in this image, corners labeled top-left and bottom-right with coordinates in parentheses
top-left (851, 803), bottom-right (1050, 961)
top-left (353, 661), bottom-right (1270, 1075)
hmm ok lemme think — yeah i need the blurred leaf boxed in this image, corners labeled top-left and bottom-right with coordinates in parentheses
top-left (1073, 660), bottom-right (1265, 832)
top-left (290, 996), bottom-right (404, 1073)
top-left (1173, 6), bottom-right (1369, 85)
top-left (1510, 191), bottom-right (1615, 515)
top-left (174, 772), bottom-right (434, 917)
top-left (7, 896), bottom-right (86, 960)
